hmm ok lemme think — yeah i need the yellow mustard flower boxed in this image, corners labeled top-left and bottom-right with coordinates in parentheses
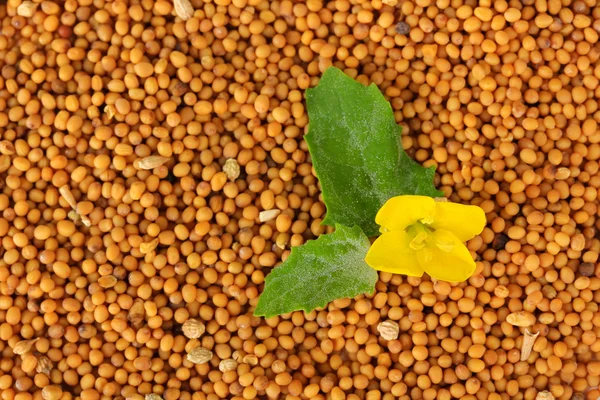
top-left (365, 195), bottom-right (486, 282)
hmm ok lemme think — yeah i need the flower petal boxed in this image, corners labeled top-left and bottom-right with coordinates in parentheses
top-left (365, 231), bottom-right (424, 277)
top-left (430, 201), bottom-right (486, 242)
top-left (376, 195), bottom-right (436, 232)
top-left (417, 229), bottom-right (476, 282)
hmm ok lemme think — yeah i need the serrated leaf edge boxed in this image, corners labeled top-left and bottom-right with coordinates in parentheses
top-left (253, 224), bottom-right (376, 318)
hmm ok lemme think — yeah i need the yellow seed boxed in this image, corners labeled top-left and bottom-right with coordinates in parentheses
top-left (128, 299), bottom-right (145, 328)
top-left (494, 285), bottom-right (509, 298)
top-left (13, 338), bottom-right (39, 355)
top-left (17, 1), bottom-right (37, 17)
top-left (275, 233), bottom-right (289, 249)
top-left (0, 141), bottom-right (15, 155)
top-left (242, 354), bottom-right (259, 365)
top-left (223, 158), bottom-right (240, 181)
top-left (377, 320), bottom-right (400, 340)
top-left (542, 285), bottom-right (557, 299)
top-left (555, 167), bottom-right (571, 180)
top-left (185, 339), bottom-right (200, 353)
top-left (182, 319), bottom-right (205, 339)
top-left (187, 347), bottom-right (212, 364)
top-left (570, 233), bottom-right (585, 251)
top-left (98, 275), bottom-right (117, 288)
top-left (20, 353), bottom-right (38, 373)
top-left (140, 238), bottom-right (159, 254)
top-left (173, 0), bottom-right (194, 20)
top-left (232, 350), bottom-right (244, 362)
top-left (535, 391), bottom-right (555, 400)
top-left (153, 127), bottom-right (169, 138)
top-left (259, 209), bottom-right (281, 222)
top-left (41, 386), bottom-right (63, 400)
top-left (219, 359), bottom-right (238, 372)
top-left (422, 44), bottom-right (438, 58)
top-left (133, 156), bottom-right (170, 170)
top-left (134, 62), bottom-right (154, 78)
top-left (104, 104), bottom-right (116, 120)
top-left (506, 311), bottom-right (536, 327)
top-left (36, 355), bottom-right (53, 375)
top-left (0, 155), bottom-right (10, 173)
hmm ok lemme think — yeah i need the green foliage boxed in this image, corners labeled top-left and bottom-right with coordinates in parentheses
top-left (254, 225), bottom-right (377, 318)
top-left (305, 67), bottom-right (442, 236)
top-left (254, 67), bottom-right (442, 317)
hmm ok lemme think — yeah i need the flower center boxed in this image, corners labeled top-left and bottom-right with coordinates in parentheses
top-left (407, 222), bottom-right (432, 251)
top-left (419, 215), bottom-right (434, 225)
top-left (406, 222), bottom-right (457, 254)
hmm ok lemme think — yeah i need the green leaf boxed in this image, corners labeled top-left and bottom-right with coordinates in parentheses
top-left (305, 67), bottom-right (443, 236)
top-left (254, 225), bottom-right (377, 318)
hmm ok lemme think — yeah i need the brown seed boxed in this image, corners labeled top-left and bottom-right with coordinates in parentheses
top-left (13, 338), bottom-right (39, 355)
top-left (173, 0), bottom-right (194, 20)
top-left (172, 82), bottom-right (189, 96)
top-left (36, 355), bottom-right (53, 375)
top-left (377, 320), bottom-right (400, 340)
top-left (395, 21), bottom-right (410, 35)
top-left (98, 275), bottom-right (117, 288)
top-left (506, 311), bottom-right (536, 327)
top-left (492, 234), bottom-right (509, 250)
top-left (219, 359), bottom-right (238, 372)
top-left (187, 347), bottom-right (212, 364)
top-left (543, 164), bottom-right (556, 179)
top-left (182, 319), bottom-right (205, 339)
top-left (223, 159), bottom-right (240, 181)
top-left (579, 262), bottom-right (595, 276)
top-left (128, 299), bottom-right (145, 328)
top-left (542, 285), bottom-right (557, 299)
